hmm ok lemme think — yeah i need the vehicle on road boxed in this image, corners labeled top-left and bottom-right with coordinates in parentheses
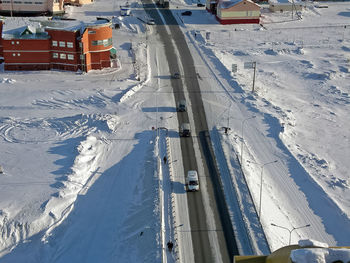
top-left (147, 18), bottom-right (155, 25)
top-left (181, 11), bottom-right (192, 16)
top-left (172, 72), bottom-right (180, 79)
top-left (177, 99), bottom-right (187, 112)
top-left (180, 123), bottom-right (191, 137)
top-left (186, 170), bottom-right (199, 191)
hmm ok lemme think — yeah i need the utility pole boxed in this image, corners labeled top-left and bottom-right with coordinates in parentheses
top-left (252, 62), bottom-right (257, 93)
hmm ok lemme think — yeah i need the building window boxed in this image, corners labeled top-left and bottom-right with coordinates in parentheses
top-left (79, 42), bottom-right (82, 48)
top-left (34, 1), bottom-right (42, 4)
top-left (59, 41), bottom-right (65, 47)
top-left (60, 53), bottom-right (66, 59)
top-left (24, 1), bottom-right (32, 3)
top-left (67, 42), bottom-right (73, 48)
top-left (52, 53), bottom-right (58, 58)
top-left (92, 40), bottom-right (98, 46)
top-left (68, 54), bottom-right (74, 60)
top-left (13, 1), bottom-right (21, 3)
top-left (102, 38), bottom-right (112, 47)
top-left (52, 40), bottom-right (57, 47)
top-left (97, 40), bottom-right (103, 45)
top-left (80, 54), bottom-right (84, 60)
top-left (88, 30), bottom-right (96, 34)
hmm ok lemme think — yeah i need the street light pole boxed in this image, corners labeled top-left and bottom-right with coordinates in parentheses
top-left (271, 223), bottom-right (311, 245)
top-left (240, 116), bottom-right (256, 166)
top-left (259, 160), bottom-right (278, 219)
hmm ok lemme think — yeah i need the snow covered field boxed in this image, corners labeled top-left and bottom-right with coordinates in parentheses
top-left (0, 0), bottom-right (349, 261)
top-left (178, 0), bottom-right (350, 251)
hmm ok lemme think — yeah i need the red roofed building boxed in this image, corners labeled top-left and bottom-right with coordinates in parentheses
top-left (216, 0), bottom-right (260, 24)
top-left (0, 19), bottom-right (115, 72)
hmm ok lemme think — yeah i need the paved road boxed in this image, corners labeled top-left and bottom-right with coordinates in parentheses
top-left (143, 3), bottom-right (239, 262)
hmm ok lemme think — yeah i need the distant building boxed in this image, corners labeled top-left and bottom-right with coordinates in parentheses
top-left (63, 0), bottom-right (94, 7)
top-left (0, 19), bottom-right (116, 72)
top-left (216, 0), bottom-right (260, 24)
top-left (268, 0), bottom-right (303, 12)
top-left (0, 0), bottom-right (64, 16)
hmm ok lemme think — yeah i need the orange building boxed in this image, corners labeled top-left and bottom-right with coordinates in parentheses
top-left (0, 19), bottom-right (114, 72)
top-left (80, 21), bottom-right (113, 72)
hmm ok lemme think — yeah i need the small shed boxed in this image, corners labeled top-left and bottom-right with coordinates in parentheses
top-left (216, 0), bottom-right (260, 24)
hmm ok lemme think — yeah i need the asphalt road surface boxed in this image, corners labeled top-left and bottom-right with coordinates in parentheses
top-left (142, 2), bottom-right (239, 262)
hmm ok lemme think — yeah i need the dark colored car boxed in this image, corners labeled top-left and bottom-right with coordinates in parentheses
top-left (172, 72), bottom-right (180, 79)
top-left (177, 100), bottom-right (187, 112)
top-left (181, 11), bottom-right (192, 16)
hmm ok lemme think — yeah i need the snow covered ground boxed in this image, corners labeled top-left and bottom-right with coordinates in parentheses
top-left (0, 0), bottom-right (349, 261)
top-left (177, 0), bottom-right (350, 251)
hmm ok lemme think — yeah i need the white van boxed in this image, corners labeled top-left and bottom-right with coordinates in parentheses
top-left (186, 170), bottom-right (199, 191)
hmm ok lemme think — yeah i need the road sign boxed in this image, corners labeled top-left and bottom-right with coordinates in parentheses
top-left (232, 64), bottom-right (237, 73)
top-left (244, 62), bottom-right (255, 69)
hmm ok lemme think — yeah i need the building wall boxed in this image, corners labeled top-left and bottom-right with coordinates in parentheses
top-left (1, 21), bottom-right (113, 72)
top-left (81, 22), bottom-right (112, 71)
top-left (3, 38), bottom-right (51, 70)
top-left (218, 10), bottom-right (260, 18)
top-left (64, 0), bottom-right (93, 6)
top-left (45, 28), bottom-right (82, 70)
top-left (269, 3), bottom-right (303, 12)
top-left (217, 0), bottom-right (260, 24)
top-left (216, 16), bottom-right (260, 24)
top-left (0, 0), bottom-right (64, 15)
top-left (0, 20), bottom-right (3, 58)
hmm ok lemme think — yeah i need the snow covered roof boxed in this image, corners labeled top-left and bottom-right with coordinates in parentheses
top-left (218, 0), bottom-right (259, 9)
top-left (3, 19), bottom-right (112, 40)
top-left (3, 25), bottom-right (49, 40)
top-left (219, 0), bottom-right (243, 8)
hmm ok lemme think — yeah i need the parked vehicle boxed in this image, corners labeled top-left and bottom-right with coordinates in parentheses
top-left (180, 123), bottom-right (191, 137)
top-left (186, 170), bottom-right (199, 191)
top-left (177, 100), bottom-right (187, 112)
